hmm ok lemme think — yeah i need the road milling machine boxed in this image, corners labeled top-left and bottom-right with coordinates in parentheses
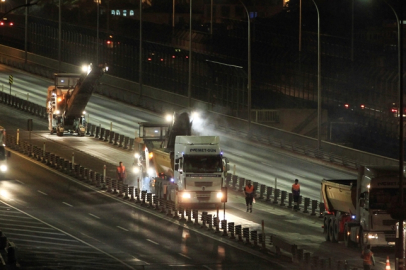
top-left (46, 63), bottom-right (107, 136)
top-left (134, 110), bottom-right (230, 208)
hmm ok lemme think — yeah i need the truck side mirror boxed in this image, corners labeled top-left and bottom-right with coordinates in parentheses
top-left (175, 158), bottom-right (179, 164)
top-left (224, 157), bottom-right (229, 163)
top-left (175, 164), bottom-right (179, 171)
top-left (359, 198), bottom-right (365, 207)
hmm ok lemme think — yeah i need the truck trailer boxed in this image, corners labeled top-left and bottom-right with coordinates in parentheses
top-left (134, 111), bottom-right (229, 208)
top-left (46, 63), bottom-right (107, 136)
top-left (322, 165), bottom-right (405, 249)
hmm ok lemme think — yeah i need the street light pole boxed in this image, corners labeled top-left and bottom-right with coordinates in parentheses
top-left (96, 0), bottom-right (99, 65)
top-left (58, 0), bottom-right (61, 72)
top-left (139, 0), bottom-right (143, 104)
top-left (311, 0), bottom-right (321, 150)
top-left (24, 0), bottom-right (27, 64)
top-left (188, 0), bottom-right (192, 108)
top-left (382, 1), bottom-right (404, 269)
top-left (239, 0), bottom-right (251, 134)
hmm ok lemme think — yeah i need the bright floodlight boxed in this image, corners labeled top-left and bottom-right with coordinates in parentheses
top-left (165, 114), bottom-right (173, 122)
top-left (147, 168), bottom-right (154, 176)
top-left (134, 153), bottom-right (140, 159)
top-left (191, 111), bottom-right (199, 120)
top-left (82, 111), bottom-right (86, 115)
top-left (132, 166), bottom-right (140, 173)
top-left (0, 165), bottom-right (7, 172)
top-left (81, 64), bottom-right (92, 74)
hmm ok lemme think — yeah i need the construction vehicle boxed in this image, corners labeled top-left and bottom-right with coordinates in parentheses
top-left (0, 127), bottom-right (10, 178)
top-left (46, 63), bottom-right (107, 136)
top-left (322, 165), bottom-right (406, 249)
top-left (134, 111), bottom-right (230, 208)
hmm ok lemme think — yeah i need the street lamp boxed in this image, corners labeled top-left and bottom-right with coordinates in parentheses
top-left (188, 0), bottom-right (192, 107)
top-left (381, 1), bottom-right (404, 269)
top-left (311, 0), bottom-right (321, 150)
top-left (139, 0), bottom-right (143, 104)
top-left (95, 0), bottom-right (100, 65)
top-left (239, 0), bottom-right (251, 134)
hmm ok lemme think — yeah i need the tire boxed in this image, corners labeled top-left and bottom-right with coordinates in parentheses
top-left (333, 218), bottom-right (340, 242)
top-left (328, 217), bottom-right (337, 243)
top-left (324, 216), bottom-right (330, 241)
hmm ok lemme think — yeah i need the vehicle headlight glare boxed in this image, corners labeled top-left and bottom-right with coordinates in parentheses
top-left (147, 168), bottom-right (154, 176)
top-left (133, 166), bottom-right (140, 174)
top-left (0, 165), bottom-right (7, 172)
top-left (134, 153), bottom-right (140, 159)
top-left (217, 192), bottom-right (223, 199)
top-left (182, 192), bottom-right (191, 199)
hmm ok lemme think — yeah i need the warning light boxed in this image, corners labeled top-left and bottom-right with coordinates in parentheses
top-left (360, 104), bottom-right (365, 109)
top-left (344, 103), bottom-right (349, 109)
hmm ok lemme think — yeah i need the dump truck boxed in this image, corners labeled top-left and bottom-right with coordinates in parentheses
top-left (322, 165), bottom-right (405, 249)
top-left (46, 63), bottom-right (107, 136)
top-left (134, 111), bottom-right (229, 208)
top-left (0, 127), bottom-right (10, 178)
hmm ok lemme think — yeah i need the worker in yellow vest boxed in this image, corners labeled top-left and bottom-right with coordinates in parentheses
top-left (244, 180), bottom-right (255, 213)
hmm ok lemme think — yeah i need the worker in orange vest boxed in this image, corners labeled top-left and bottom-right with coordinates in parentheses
top-left (292, 179), bottom-right (300, 210)
top-left (361, 244), bottom-right (375, 270)
top-left (116, 161), bottom-right (127, 183)
top-left (244, 180), bottom-right (255, 213)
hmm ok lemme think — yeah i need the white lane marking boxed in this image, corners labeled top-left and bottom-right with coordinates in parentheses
top-left (88, 213), bottom-right (100, 219)
top-left (203, 266), bottom-right (213, 270)
top-left (62, 202), bottom-right (73, 207)
top-left (178, 253), bottom-right (191, 259)
top-left (116, 226), bottom-right (128, 231)
top-left (146, 239), bottom-right (159, 245)
top-left (15, 180), bottom-right (24, 185)
top-left (292, 173), bottom-right (306, 178)
top-left (37, 190), bottom-right (47, 196)
top-left (261, 162), bottom-right (273, 167)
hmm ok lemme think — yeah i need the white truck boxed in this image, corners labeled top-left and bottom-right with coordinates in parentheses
top-left (322, 165), bottom-right (404, 249)
top-left (0, 127), bottom-right (10, 178)
top-left (135, 111), bottom-right (229, 208)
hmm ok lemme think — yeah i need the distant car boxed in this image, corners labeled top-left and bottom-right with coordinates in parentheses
top-left (0, 18), bottom-right (13, 27)
top-left (146, 52), bottom-right (165, 63)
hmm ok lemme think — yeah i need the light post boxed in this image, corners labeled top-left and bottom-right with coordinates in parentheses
top-left (239, 0), bottom-right (251, 134)
top-left (310, 0), bottom-right (321, 150)
top-left (96, 0), bottom-right (100, 65)
top-left (58, 0), bottom-right (61, 71)
top-left (24, 0), bottom-right (27, 64)
top-left (382, 1), bottom-right (404, 269)
top-left (188, 0), bottom-right (192, 107)
top-left (139, 0), bottom-right (143, 104)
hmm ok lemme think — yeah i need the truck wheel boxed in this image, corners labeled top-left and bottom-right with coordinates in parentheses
top-left (328, 217), bottom-right (338, 243)
top-left (324, 216), bottom-right (330, 241)
top-left (333, 218), bottom-right (340, 242)
top-left (344, 224), bottom-right (354, 247)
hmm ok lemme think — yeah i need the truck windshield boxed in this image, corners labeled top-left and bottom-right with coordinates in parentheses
top-left (0, 146), bottom-right (5, 161)
top-left (369, 188), bottom-right (406, 209)
top-left (183, 155), bottom-right (222, 173)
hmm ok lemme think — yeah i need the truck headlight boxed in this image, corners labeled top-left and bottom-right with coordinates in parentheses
top-left (368, 234), bottom-right (378, 239)
top-left (217, 192), bottom-right (223, 199)
top-left (133, 166), bottom-right (140, 173)
top-left (0, 165), bottom-right (7, 172)
top-left (55, 110), bottom-right (60, 115)
top-left (182, 192), bottom-right (191, 199)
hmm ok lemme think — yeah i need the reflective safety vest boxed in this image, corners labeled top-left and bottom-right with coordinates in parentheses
top-left (117, 166), bottom-right (126, 179)
top-left (292, 183), bottom-right (300, 195)
top-left (245, 185), bottom-right (254, 197)
top-left (362, 251), bottom-right (373, 265)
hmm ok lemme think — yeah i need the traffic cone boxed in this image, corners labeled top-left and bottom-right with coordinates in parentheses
top-left (386, 256), bottom-right (391, 270)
